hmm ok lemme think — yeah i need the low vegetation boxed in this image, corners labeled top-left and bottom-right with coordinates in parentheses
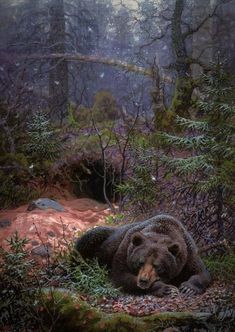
top-left (203, 251), bottom-right (235, 282)
top-left (0, 233), bottom-right (120, 331)
top-left (0, 233), bottom-right (234, 331)
top-left (0, 233), bottom-right (41, 330)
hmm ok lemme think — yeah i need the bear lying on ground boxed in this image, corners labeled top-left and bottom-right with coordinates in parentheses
top-left (75, 214), bottom-right (211, 296)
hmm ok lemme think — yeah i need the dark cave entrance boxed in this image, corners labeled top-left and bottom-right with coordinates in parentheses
top-left (72, 159), bottom-right (119, 203)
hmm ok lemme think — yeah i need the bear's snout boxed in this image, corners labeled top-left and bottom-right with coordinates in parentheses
top-left (138, 276), bottom-right (151, 289)
top-left (137, 256), bottom-right (159, 289)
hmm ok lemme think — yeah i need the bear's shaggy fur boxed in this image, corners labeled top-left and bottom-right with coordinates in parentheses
top-left (75, 214), bottom-right (211, 296)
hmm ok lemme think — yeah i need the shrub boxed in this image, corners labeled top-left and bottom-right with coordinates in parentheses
top-left (0, 154), bottom-right (37, 208)
top-left (0, 176), bottom-right (36, 208)
top-left (0, 232), bottom-right (41, 330)
top-left (204, 251), bottom-right (235, 282)
top-left (48, 250), bottom-right (120, 299)
top-left (0, 232), bottom-right (120, 330)
top-left (117, 140), bottom-right (159, 213)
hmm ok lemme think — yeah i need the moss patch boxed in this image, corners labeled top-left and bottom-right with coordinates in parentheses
top-left (41, 289), bottom-right (233, 332)
top-left (171, 77), bottom-right (194, 117)
top-left (204, 252), bottom-right (235, 282)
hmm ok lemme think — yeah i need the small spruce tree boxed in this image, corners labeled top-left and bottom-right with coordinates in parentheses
top-left (25, 111), bottom-right (60, 162)
top-left (117, 141), bottom-right (158, 214)
top-left (159, 63), bottom-right (235, 238)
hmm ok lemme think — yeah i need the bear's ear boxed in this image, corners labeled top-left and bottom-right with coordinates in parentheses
top-left (168, 243), bottom-right (180, 257)
top-left (131, 233), bottom-right (144, 246)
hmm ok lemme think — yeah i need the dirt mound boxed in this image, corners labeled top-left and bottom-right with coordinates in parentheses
top-left (0, 198), bottom-right (111, 255)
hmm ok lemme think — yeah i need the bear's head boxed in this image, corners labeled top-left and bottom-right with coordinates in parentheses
top-left (126, 231), bottom-right (185, 290)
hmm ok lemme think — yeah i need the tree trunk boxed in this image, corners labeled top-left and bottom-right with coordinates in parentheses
top-left (171, 0), bottom-right (194, 116)
top-left (151, 66), bottom-right (174, 132)
top-left (49, 0), bottom-right (68, 124)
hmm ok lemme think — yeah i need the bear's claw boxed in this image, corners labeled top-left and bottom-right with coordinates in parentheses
top-left (165, 285), bottom-right (179, 296)
top-left (179, 284), bottom-right (198, 296)
top-left (151, 283), bottom-right (179, 297)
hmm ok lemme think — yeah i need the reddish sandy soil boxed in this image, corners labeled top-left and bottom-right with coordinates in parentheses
top-left (0, 198), bottom-right (112, 254)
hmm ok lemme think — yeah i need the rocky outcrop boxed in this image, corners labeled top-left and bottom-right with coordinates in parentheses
top-left (191, 0), bottom-right (235, 74)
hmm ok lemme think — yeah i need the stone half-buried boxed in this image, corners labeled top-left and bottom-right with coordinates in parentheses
top-left (75, 214), bottom-right (211, 297)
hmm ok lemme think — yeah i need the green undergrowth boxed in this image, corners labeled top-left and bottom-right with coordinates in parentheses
top-left (204, 251), bottom-right (235, 282)
top-left (0, 233), bottom-right (41, 330)
top-left (55, 250), bottom-right (121, 298)
top-left (0, 153), bottom-right (37, 208)
top-left (0, 233), bottom-right (120, 330)
top-left (1, 233), bottom-right (234, 331)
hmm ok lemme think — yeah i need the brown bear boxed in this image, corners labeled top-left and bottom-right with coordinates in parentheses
top-left (75, 214), bottom-right (211, 296)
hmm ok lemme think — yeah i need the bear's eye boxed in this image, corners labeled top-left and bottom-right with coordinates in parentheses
top-left (153, 262), bottom-right (165, 275)
top-left (153, 261), bottom-right (158, 268)
top-left (156, 266), bottom-right (165, 275)
top-left (138, 257), bottom-right (145, 266)
top-left (168, 243), bottom-right (179, 257)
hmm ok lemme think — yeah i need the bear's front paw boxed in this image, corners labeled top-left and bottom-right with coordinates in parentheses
top-left (151, 281), bottom-right (179, 297)
top-left (179, 281), bottom-right (203, 296)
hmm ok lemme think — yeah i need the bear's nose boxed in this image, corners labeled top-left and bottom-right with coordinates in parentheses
top-left (138, 277), bottom-right (150, 288)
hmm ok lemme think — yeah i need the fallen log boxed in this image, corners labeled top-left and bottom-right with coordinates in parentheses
top-left (41, 288), bottom-right (231, 332)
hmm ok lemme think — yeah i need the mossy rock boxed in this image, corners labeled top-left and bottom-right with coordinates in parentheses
top-left (41, 289), bottom-right (225, 332)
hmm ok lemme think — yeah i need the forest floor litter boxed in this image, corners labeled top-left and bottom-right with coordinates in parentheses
top-left (85, 281), bottom-right (234, 317)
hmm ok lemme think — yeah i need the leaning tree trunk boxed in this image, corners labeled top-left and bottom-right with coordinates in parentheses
top-left (171, 0), bottom-right (194, 117)
top-left (49, 0), bottom-right (68, 124)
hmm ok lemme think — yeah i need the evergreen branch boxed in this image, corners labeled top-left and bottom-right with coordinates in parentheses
top-left (176, 116), bottom-right (209, 131)
top-left (197, 101), bottom-right (213, 113)
top-left (209, 144), bottom-right (234, 159)
top-left (195, 176), bottom-right (221, 193)
top-left (161, 155), bottom-right (214, 176)
top-left (198, 101), bottom-right (235, 118)
top-left (218, 103), bottom-right (235, 117)
top-left (158, 132), bottom-right (208, 151)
